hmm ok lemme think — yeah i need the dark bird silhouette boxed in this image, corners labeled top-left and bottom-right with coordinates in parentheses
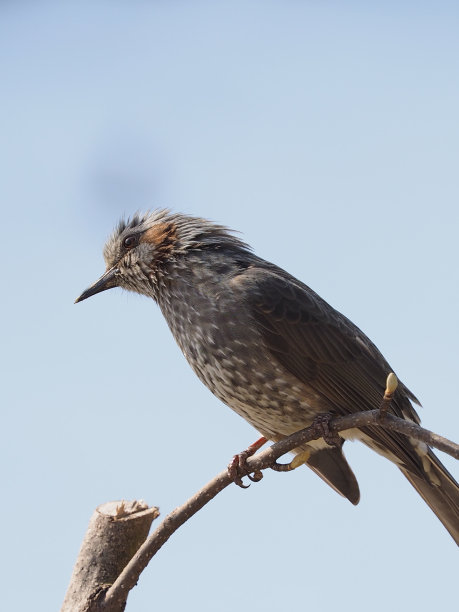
top-left (76, 210), bottom-right (459, 544)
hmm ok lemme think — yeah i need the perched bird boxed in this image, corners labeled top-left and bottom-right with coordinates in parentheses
top-left (76, 210), bottom-right (459, 544)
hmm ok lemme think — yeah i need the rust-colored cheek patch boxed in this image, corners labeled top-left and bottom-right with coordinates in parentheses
top-left (141, 222), bottom-right (178, 259)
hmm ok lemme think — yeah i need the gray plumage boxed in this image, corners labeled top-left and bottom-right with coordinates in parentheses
top-left (76, 210), bottom-right (459, 544)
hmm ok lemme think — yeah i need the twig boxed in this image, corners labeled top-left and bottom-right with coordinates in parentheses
top-left (101, 406), bottom-right (458, 609)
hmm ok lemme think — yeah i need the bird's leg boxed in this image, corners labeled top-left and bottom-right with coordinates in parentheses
top-left (271, 414), bottom-right (341, 472)
top-left (227, 436), bottom-right (267, 488)
top-left (310, 413), bottom-right (342, 447)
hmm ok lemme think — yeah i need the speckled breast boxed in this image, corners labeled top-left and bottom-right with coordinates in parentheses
top-left (157, 266), bottom-right (321, 439)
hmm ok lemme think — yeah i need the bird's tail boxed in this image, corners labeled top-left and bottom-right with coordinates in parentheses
top-left (400, 449), bottom-right (459, 545)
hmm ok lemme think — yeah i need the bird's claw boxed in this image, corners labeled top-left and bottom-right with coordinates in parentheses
top-left (227, 437), bottom-right (267, 487)
top-left (311, 413), bottom-right (342, 447)
top-left (227, 453), bottom-right (251, 488)
top-left (270, 460), bottom-right (294, 472)
top-left (270, 449), bottom-right (310, 472)
top-left (227, 451), bottom-right (263, 487)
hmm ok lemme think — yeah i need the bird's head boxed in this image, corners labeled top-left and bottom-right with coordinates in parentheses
top-left (75, 210), bottom-right (249, 303)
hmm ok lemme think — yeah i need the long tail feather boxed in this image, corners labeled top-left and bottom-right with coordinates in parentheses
top-left (400, 449), bottom-right (459, 545)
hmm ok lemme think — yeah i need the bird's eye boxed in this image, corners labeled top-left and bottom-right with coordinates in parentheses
top-left (123, 235), bottom-right (139, 249)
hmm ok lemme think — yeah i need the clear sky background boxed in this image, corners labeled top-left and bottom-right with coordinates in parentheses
top-left (2, 2), bottom-right (458, 611)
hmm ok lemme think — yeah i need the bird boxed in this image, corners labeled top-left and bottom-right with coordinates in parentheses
top-left (76, 210), bottom-right (459, 544)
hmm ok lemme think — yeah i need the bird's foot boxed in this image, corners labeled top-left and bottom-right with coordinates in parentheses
top-left (271, 449), bottom-right (311, 472)
top-left (311, 413), bottom-right (342, 447)
top-left (227, 436), bottom-right (267, 488)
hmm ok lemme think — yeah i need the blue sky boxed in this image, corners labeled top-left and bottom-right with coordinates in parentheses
top-left (1, 2), bottom-right (458, 610)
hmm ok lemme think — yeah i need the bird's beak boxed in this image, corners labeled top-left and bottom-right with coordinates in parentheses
top-left (75, 267), bottom-right (120, 304)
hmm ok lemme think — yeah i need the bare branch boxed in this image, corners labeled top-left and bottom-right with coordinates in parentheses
top-left (63, 374), bottom-right (457, 611)
top-left (61, 501), bottom-right (159, 612)
top-left (101, 408), bottom-right (458, 609)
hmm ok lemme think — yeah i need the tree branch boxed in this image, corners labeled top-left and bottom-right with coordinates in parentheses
top-left (61, 501), bottom-right (159, 612)
top-left (100, 407), bottom-right (458, 610)
top-left (61, 375), bottom-right (457, 611)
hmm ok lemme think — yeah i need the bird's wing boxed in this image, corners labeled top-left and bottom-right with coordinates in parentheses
top-left (234, 264), bottom-right (424, 476)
